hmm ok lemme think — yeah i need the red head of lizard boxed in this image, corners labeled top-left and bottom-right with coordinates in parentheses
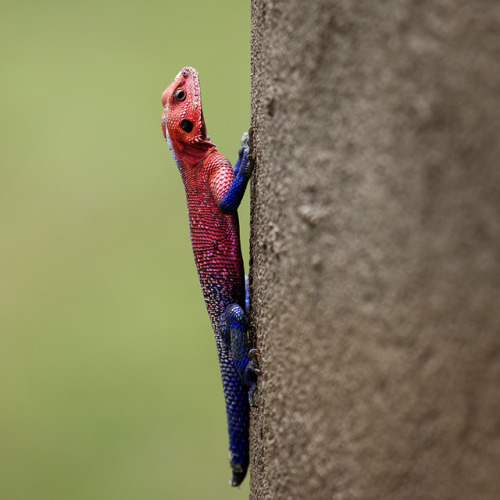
top-left (161, 67), bottom-right (215, 166)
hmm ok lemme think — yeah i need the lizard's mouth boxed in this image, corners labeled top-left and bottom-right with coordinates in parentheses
top-left (181, 67), bottom-right (203, 139)
top-left (180, 66), bottom-right (201, 113)
top-left (184, 67), bottom-right (213, 145)
top-left (199, 110), bottom-right (209, 142)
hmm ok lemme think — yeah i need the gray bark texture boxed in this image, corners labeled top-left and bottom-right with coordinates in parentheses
top-left (248, 1), bottom-right (500, 499)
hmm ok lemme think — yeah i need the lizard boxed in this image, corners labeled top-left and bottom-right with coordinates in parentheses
top-left (161, 66), bottom-right (258, 486)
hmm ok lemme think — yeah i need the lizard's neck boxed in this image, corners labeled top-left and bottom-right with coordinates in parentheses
top-left (166, 128), bottom-right (216, 173)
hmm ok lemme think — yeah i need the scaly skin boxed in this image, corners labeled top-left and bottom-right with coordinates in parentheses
top-left (161, 67), bottom-right (257, 486)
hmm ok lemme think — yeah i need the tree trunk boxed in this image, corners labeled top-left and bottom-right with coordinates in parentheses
top-left (248, 1), bottom-right (500, 499)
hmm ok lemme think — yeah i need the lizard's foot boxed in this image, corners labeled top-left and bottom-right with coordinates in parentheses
top-left (245, 349), bottom-right (260, 406)
top-left (249, 348), bottom-right (261, 374)
top-left (240, 130), bottom-right (250, 150)
top-left (244, 126), bottom-right (256, 147)
top-left (242, 127), bottom-right (256, 153)
top-left (248, 380), bottom-right (258, 407)
top-left (227, 127), bottom-right (255, 196)
top-left (239, 128), bottom-right (255, 177)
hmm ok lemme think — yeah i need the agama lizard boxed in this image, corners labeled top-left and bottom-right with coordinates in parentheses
top-left (161, 67), bottom-right (258, 486)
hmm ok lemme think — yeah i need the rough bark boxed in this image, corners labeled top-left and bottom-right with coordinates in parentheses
top-left (248, 1), bottom-right (500, 499)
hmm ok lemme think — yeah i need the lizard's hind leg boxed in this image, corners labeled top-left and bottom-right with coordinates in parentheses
top-left (222, 304), bottom-right (259, 406)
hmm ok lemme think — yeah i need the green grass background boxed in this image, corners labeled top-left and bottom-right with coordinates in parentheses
top-left (0, 1), bottom-right (251, 498)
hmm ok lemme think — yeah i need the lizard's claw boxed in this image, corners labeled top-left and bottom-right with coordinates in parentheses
top-left (249, 348), bottom-right (261, 375)
top-left (246, 348), bottom-right (261, 407)
top-left (248, 384), bottom-right (258, 407)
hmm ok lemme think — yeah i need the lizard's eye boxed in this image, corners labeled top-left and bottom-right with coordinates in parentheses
top-left (181, 120), bottom-right (193, 133)
top-left (175, 89), bottom-right (186, 102)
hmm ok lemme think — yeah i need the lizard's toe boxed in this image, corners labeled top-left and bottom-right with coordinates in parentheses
top-left (240, 131), bottom-right (250, 150)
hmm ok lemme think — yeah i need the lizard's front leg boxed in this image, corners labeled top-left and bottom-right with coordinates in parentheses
top-left (218, 129), bottom-right (255, 214)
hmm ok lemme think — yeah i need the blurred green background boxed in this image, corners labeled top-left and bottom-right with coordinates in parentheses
top-left (0, 1), bottom-right (251, 498)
